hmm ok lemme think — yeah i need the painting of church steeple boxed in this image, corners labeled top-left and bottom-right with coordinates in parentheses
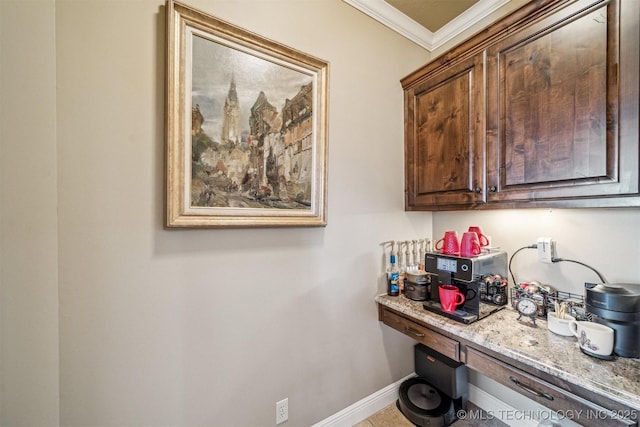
top-left (221, 74), bottom-right (241, 145)
top-left (180, 26), bottom-right (327, 226)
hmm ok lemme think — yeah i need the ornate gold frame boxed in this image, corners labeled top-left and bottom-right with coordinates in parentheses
top-left (165, 0), bottom-right (329, 228)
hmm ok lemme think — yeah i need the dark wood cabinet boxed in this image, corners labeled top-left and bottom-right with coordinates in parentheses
top-left (465, 347), bottom-right (636, 427)
top-left (378, 304), bottom-right (460, 361)
top-left (404, 53), bottom-right (485, 208)
top-left (402, 0), bottom-right (639, 210)
top-left (486, 0), bottom-right (639, 205)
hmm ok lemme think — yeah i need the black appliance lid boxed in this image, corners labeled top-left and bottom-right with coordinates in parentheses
top-left (585, 283), bottom-right (640, 313)
top-left (398, 377), bottom-right (452, 418)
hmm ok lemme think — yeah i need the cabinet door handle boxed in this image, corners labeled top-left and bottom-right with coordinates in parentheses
top-left (405, 327), bottom-right (425, 338)
top-left (509, 376), bottom-right (554, 401)
top-left (473, 187), bottom-right (482, 193)
top-left (489, 186), bottom-right (497, 192)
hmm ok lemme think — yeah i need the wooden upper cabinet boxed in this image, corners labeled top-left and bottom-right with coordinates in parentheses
top-left (402, 0), bottom-right (639, 210)
top-left (486, 0), bottom-right (638, 205)
top-left (404, 53), bottom-right (485, 209)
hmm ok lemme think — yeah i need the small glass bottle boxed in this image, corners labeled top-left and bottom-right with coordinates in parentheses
top-left (387, 254), bottom-right (400, 296)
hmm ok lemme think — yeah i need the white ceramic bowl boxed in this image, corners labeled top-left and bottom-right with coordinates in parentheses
top-left (547, 312), bottom-right (575, 337)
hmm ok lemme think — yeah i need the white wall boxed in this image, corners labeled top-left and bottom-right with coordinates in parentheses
top-left (433, 209), bottom-right (640, 293)
top-left (0, 0), bottom-right (60, 425)
top-left (2, 0), bottom-right (432, 425)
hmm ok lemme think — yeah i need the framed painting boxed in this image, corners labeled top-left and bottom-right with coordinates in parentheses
top-left (165, 0), bottom-right (329, 228)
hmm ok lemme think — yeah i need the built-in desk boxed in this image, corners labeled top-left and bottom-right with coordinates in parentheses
top-left (376, 294), bottom-right (640, 427)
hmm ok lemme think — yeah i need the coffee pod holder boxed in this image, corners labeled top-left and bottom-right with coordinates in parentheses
top-left (510, 286), bottom-right (588, 320)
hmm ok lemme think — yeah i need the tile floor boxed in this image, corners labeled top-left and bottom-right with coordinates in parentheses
top-left (354, 401), bottom-right (508, 427)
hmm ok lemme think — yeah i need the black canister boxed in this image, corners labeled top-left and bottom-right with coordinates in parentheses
top-left (405, 272), bottom-right (430, 301)
top-left (585, 283), bottom-right (640, 358)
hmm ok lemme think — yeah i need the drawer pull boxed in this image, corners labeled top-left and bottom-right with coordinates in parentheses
top-left (405, 327), bottom-right (425, 338)
top-left (509, 376), bottom-right (554, 401)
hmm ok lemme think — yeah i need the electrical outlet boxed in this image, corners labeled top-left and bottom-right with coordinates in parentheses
top-left (276, 398), bottom-right (288, 425)
top-left (537, 237), bottom-right (556, 263)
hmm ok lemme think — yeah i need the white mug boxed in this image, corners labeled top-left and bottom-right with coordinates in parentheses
top-left (568, 320), bottom-right (614, 357)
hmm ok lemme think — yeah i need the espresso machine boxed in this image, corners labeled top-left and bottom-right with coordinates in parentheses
top-left (423, 251), bottom-right (509, 324)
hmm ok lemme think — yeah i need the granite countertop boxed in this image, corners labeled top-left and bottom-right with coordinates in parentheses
top-left (375, 294), bottom-right (640, 410)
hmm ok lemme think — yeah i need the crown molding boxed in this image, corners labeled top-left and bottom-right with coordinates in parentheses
top-left (343, 0), bottom-right (511, 51)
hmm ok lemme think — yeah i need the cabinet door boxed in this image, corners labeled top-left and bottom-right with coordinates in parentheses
top-left (486, 0), bottom-right (639, 205)
top-left (405, 53), bottom-right (485, 209)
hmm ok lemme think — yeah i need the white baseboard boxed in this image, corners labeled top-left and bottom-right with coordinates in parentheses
top-left (310, 373), bottom-right (415, 427)
top-left (312, 376), bottom-right (540, 427)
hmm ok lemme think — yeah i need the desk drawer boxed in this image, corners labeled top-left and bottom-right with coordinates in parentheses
top-left (380, 307), bottom-right (460, 361)
top-left (466, 347), bottom-right (636, 427)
